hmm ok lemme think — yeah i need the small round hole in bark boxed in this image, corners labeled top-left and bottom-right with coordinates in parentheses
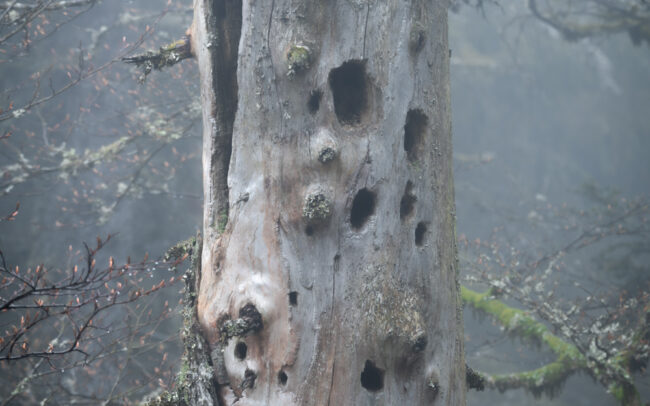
top-left (415, 222), bottom-right (429, 246)
top-left (278, 370), bottom-right (288, 385)
top-left (289, 291), bottom-right (298, 306)
top-left (305, 225), bottom-right (314, 236)
top-left (412, 333), bottom-right (428, 352)
top-left (328, 60), bottom-right (367, 125)
top-left (409, 22), bottom-right (426, 55)
top-left (242, 368), bottom-right (257, 390)
top-left (308, 89), bottom-right (322, 114)
top-left (400, 181), bottom-right (417, 220)
top-left (238, 303), bottom-right (263, 332)
top-left (350, 188), bottom-right (376, 230)
top-left (333, 254), bottom-right (340, 272)
top-left (234, 342), bottom-right (247, 360)
top-left (360, 360), bottom-right (384, 392)
top-left (404, 109), bottom-right (428, 162)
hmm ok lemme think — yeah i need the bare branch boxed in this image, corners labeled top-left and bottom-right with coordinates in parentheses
top-left (0, 0), bottom-right (98, 11)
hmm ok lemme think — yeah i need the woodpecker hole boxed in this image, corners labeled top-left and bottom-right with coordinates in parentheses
top-left (243, 368), bottom-right (257, 390)
top-left (308, 89), bottom-right (322, 114)
top-left (289, 291), bottom-right (298, 306)
top-left (400, 181), bottom-right (417, 220)
top-left (360, 360), bottom-right (384, 392)
top-left (415, 222), bottom-right (429, 246)
top-left (409, 22), bottom-right (426, 55)
top-left (305, 225), bottom-right (314, 236)
top-left (412, 333), bottom-right (428, 352)
top-left (404, 109), bottom-right (428, 162)
top-left (278, 370), bottom-right (288, 385)
top-left (350, 188), bottom-right (376, 230)
top-left (234, 342), bottom-right (247, 360)
top-left (239, 303), bottom-right (263, 332)
top-left (329, 60), bottom-right (368, 125)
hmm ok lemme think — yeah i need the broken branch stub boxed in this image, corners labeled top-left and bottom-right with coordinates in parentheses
top-left (122, 36), bottom-right (193, 83)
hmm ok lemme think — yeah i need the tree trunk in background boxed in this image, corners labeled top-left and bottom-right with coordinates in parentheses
top-left (191, 0), bottom-right (465, 404)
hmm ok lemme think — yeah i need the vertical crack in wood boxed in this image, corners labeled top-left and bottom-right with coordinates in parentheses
top-left (325, 254), bottom-right (340, 406)
top-left (209, 0), bottom-right (241, 224)
top-left (362, 4), bottom-right (370, 58)
top-left (266, 0), bottom-right (285, 137)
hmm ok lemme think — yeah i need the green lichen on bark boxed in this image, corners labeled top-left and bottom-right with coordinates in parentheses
top-left (163, 236), bottom-right (197, 273)
top-left (216, 210), bottom-right (228, 234)
top-left (218, 303), bottom-right (263, 343)
top-left (165, 236), bottom-right (197, 262)
top-left (462, 287), bottom-right (579, 356)
top-left (608, 382), bottom-right (642, 406)
top-left (286, 44), bottom-right (311, 77)
top-left (123, 37), bottom-right (193, 83)
top-left (317, 146), bottom-right (337, 163)
top-left (461, 286), bottom-right (584, 397)
top-left (358, 262), bottom-right (427, 353)
top-left (59, 136), bottom-right (133, 178)
top-left (210, 304), bottom-right (263, 387)
top-left (461, 286), bottom-right (645, 405)
top-left (143, 235), bottom-right (219, 406)
top-left (303, 191), bottom-right (331, 223)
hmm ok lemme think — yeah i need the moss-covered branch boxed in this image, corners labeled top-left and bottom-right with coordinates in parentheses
top-left (461, 286), bottom-right (645, 405)
top-left (528, 0), bottom-right (650, 46)
top-left (123, 37), bottom-right (193, 83)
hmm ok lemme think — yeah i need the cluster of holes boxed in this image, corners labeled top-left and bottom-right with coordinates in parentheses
top-left (400, 181), bottom-right (417, 220)
top-left (404, 109), bottom-right (428, 162)
top-left (234, 337), bottom-right (290, 388)
top-left (308, 89), bottom-right (322, 114)
top-left (297, 57), bottom-right (438, 394)
top-left (360, 360), bottom-right (384, 392)
top-left (329, 60), bottom-right (368, 125)
top-left (311, 65), bottom-right (431, 247)
top-left (350, 188), bottom-right (376, 230)
top-left (415, 221), bottom-right (429, 246)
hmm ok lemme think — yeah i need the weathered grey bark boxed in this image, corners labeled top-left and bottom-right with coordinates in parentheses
top-left (191, 0), bottom-right (465, 404)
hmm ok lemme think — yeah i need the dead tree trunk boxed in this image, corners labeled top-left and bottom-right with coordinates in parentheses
top-left (191, 0), bottom-right (465, 404)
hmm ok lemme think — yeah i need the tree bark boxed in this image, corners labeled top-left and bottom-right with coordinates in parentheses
top-left (191, 0), bottom-right (465, 404)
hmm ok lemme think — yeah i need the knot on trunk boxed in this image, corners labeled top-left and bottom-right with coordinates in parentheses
top-left (303, 189), bottom-right (332, 223)
top-left (466, 364), bottom-right (486, 391)
top-left (219, 303), bottom-right (263, 343)
top-left (286, 44), bottom-right (312, 77)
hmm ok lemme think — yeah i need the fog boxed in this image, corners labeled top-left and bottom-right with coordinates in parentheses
top-left (0, 0), bottom-right (648, 404)
top-left (451, 3), bottom-right (650, 404)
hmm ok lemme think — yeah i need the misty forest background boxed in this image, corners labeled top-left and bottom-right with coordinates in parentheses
top-left (0, 0), bottom-right (649, 404)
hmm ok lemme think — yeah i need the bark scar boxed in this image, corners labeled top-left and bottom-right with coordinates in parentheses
top-left (325, 254), bottom-right (338, 406)
top-left (266, 0), bottom-right (284, 136)
top-left (362, 3), bottom-right (370, 58)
